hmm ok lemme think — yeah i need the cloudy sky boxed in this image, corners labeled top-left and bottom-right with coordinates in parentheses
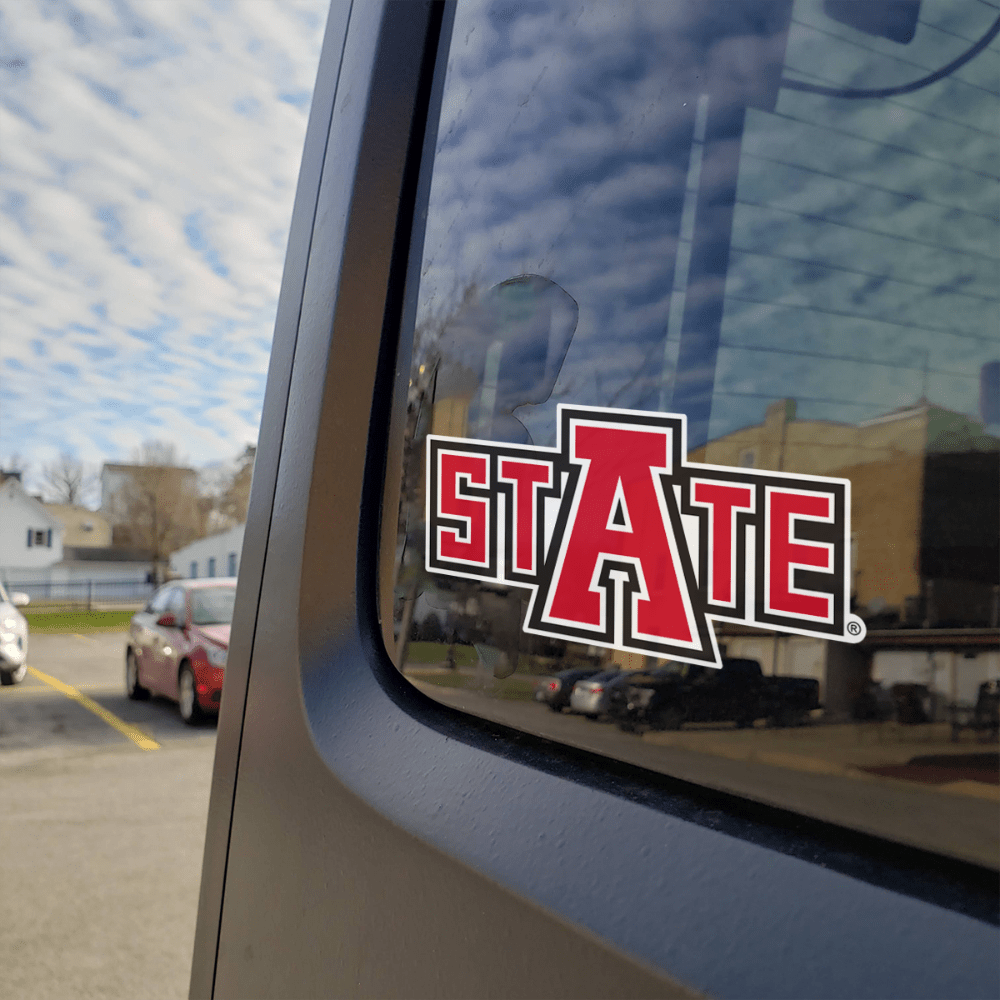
top-left (1, 0), bottom-right (329, 487)
top-left (417, 0), bottom-right (999, 451)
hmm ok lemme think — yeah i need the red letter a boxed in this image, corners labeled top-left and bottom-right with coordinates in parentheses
top-left (540, 422), bottom-right (701, 653)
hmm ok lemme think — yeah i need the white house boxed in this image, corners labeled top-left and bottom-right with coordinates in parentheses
top-left (170, 524), bottom-right (245, 580)
top-left (0, 473), bottom-right (64, 575)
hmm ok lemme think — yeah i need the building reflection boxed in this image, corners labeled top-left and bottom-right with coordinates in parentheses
top-left (690, 384), bottom-right (999, 718)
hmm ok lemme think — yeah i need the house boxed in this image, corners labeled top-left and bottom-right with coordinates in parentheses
top-left (43, 503), bottom-right (112, 547)
top-left (100, 461), bottom-right (198, 526)
top-left (170, 524), bottom-right (245, 581)
top-left (0, 472), bottom-right (65, 575)
top-left (1, 472), bottom-right (152, 601)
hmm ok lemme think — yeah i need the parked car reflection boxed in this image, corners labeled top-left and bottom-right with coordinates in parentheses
top-left (534, 667), bottom-right (600, 713)
top-left (609, 658), bottom-right (820, 732)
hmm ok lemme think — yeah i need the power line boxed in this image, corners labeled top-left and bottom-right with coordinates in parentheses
top-left (918, 16), bottom-right (1000, 47)
top-left (784, 13), bottom-right (1000, 100)
top-left (724, 291), bottom-right (998, 345)
top-left (741, 150), bottom-right (999, 225)
top-left (715, 390), bottom-right (885, 409)
top-left (717, 341), bottom-right (982, 380)
top-left (766, 107), bottom-right (998, 183)
top-left (736, 195), bottom-right (998, 266)
top-left (775, 64), bottom-right (1000, 140)
top-left (728, 245), bottom-right (999, 304)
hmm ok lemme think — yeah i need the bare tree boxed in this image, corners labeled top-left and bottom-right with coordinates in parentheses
top-left (114, 440), bottom-right (204, 582)
top-left (195, 444), bottom-right (256, 530)
top-left (42, 452), bottom-right (97, 506)
top-left (217, 443), bottom-right (255, 526)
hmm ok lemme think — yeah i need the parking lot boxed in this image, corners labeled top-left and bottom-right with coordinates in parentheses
top-left (2, 634), bottom-right (996, 999)
top-left (0, 630), bottom-right (216, 1000)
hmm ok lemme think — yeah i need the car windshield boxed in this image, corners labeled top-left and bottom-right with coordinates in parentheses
top-left (190, 587), bottom-right (236, 626)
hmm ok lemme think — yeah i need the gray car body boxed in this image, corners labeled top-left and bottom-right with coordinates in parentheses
top-left (190, 4), bottom-right (999, 998)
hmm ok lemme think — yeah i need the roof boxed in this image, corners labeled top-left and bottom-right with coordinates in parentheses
top-left (0, 476), bottom-right (63, 527)
top-left (62, 545), bottom-right (153, 562)
top-left (173, 577), bottom-right (238, 589)
top-left (102, 462), bottom-right (196, 475)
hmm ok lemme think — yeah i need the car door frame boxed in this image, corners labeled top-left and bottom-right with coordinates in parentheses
top-left (190, 4), bottom-right (999, 998)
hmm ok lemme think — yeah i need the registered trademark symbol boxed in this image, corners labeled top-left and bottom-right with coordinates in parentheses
top-left (847, 621), bottom-right (861, 635)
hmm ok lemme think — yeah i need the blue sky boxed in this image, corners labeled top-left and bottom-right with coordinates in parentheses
top-left (0, 0), bottom-right (329, 485)
top-left (416, 0), bottom-right (999, 450)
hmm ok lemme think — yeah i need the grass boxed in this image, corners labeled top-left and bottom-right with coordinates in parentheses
top-left (23, 609), bottom-right (135, 633)
top-left (405, 641), bottom-right (478, 667)
top-left (405, 667), bottom-right (540, 702)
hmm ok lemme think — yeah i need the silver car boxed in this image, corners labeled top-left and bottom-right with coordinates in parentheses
top-left (0, 579), bottom-right (30, 685)
top-left (568, 669), bottom-right (623, 718)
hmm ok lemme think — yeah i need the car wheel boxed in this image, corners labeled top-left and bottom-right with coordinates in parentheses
top-left (0, 663), bottom-right (27, 686)
top-left (178, 663), bottom-right (204, 725)
top-left (125, 650), bottom-right (149, 700)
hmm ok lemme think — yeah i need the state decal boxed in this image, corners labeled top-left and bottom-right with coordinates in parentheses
top-left (425, 405), bottom-right (866, 667)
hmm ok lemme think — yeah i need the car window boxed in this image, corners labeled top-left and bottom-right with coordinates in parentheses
top-left (166, 588), bottom-right (187, 624)
top-left (190, 587), bottom-right (236, 626)
top-left (145, 586), bottom-right (173, 615)
top-left (384, 0), bottom-right (1000, 870)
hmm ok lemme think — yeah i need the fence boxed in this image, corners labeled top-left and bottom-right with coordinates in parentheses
top-left (5, 578), bottom-right (155, 611)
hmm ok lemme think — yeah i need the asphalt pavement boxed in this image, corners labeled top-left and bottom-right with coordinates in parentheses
top-left (0, 631), bottom-right (216, 1000)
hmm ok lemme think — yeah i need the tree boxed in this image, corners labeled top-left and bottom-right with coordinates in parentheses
top-left (41, 452), bottom-right (97, 506)
top-left (113, 440), bottom-right (203, 582)
top-left (218, 443), bottom-right (255, 525)
top-left (195, 444), bottom-right (256, 530)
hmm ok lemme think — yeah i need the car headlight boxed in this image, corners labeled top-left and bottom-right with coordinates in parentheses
top-left (0, 631), bottom-right (15, 643)
top-left (206, 645), bottom-right (228, 668)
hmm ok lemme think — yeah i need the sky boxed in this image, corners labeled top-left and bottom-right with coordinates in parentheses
top-left (0, 0), bottom-right (329, 488)
top-left (415, 0), bottom-right (999, 451)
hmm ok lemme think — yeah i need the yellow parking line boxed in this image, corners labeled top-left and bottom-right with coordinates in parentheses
top-left (25, 666), bottom-right (160, 751)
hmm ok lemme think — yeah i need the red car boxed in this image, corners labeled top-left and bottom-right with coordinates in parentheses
top-left (125, 579), bottom-right (235, 723)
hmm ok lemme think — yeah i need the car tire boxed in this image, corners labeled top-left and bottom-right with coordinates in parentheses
top-left (178, 663), bottom-right (204, 725)
top-left (125, 650), bottom-right (149, 700)
top-left (0, 663), bottom-right (27, 686)
top-left (654, 707), bottom-right (684, 731)
top-left (548, 703), bottom-right (563, 713)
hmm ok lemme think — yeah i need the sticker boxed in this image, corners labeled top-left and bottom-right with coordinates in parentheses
top-left (426, 405), bottom-right (866, 668)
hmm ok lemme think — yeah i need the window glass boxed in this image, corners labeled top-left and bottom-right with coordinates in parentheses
top-left (386, 0), bottom-right (1000, 868)
top-left (190, 586), bottom-right (236, 626)
top-left (146, 586), bottom-right (173, 615)
top-left (166, 588), bottom-right (187, 623)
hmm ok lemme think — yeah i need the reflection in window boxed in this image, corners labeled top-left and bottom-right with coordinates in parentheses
top-left (387, 0), bottom-right (1000, 868)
